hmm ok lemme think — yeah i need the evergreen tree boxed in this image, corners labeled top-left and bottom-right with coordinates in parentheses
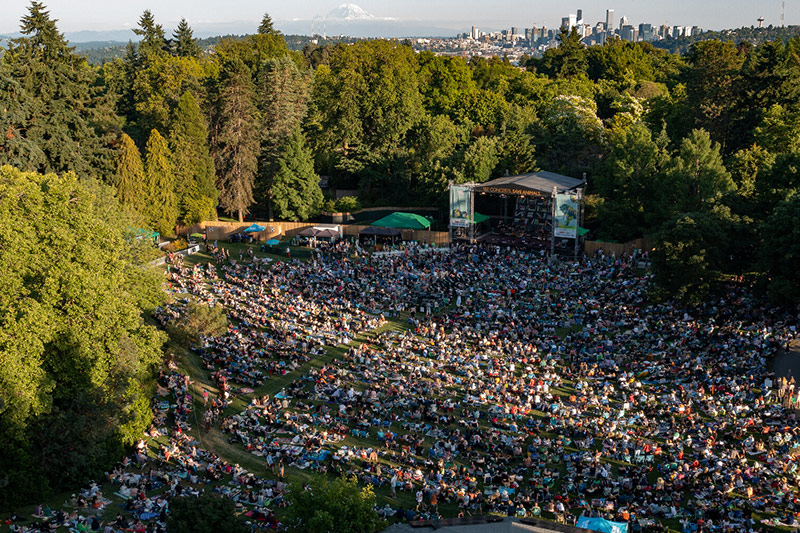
top-left (256, 55), bottom-right (311, 216)
top-left (684, 40), bottom-right (745, 154)
top-left (143, 129), bottom-right (178, 234)
top-left (0, 63), bottom-right (46, 170)
top-left (271, 129), bottom-right (323, 221)
top-left (18, 1), bottom-right (68, 59)
top-left (259, 56), bottom-right (310, 146)
top-left (170, 92), bottom-right (217, 223)
top-left (213, 60), bottom-right (259, 222)
top-left (0, 2), bottom-right (117, 180)
top-left (133, 10), bottom-right (167, 59)
top-left (115, 133), bottom-right (146, 211)
top-left (533, 27), bottom-right (588, 79)
top-left (172, 18), bottom-right (201, 58)
top-left (101, 42), bottom-right (141, 138)
top-left (666, 128), bottom-right (735, 213)
top-left (258, 13), bottom-right (280, 36)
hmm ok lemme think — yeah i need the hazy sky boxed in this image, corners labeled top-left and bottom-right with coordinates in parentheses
top-left (1, 0), bottom-right (795, 34)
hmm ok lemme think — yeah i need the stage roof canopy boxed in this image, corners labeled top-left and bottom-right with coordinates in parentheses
top-left (474, 171), bottom-right (585, 195)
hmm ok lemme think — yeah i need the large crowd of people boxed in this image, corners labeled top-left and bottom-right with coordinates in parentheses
top-left (8, 241), bottom-right (800, 532)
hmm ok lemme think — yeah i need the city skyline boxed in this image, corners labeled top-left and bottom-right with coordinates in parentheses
top-left (1, 0), bottom-right (796, 36)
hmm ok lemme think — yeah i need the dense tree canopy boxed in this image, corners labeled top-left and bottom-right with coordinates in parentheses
top-left (1, 3), bottom-right (800, 301)
top-left (0, 165), bottom-right (165, 507)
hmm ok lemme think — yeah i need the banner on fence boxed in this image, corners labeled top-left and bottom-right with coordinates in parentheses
top-left (554, 192), bottom-right (579, 238)
top-left (449, 185), bottom-right (472, 228)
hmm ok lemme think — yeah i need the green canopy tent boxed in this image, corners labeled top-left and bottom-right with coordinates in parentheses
top-left (130, 227), bottom-right (160, 244)
top-left (371, 212), bottom-right (432, 230)
top-left (472, 212), bottom-right (490, 224)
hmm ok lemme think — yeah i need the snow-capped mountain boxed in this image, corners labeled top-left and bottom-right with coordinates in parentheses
top-left (326, 3), bottom-right (376, 20)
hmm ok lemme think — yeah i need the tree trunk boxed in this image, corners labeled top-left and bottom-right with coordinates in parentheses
top-left (238, 209), bottom-right (243, 223)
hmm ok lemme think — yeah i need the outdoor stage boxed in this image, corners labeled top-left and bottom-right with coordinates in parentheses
top-left (449, 171), bottom-right (586, 257)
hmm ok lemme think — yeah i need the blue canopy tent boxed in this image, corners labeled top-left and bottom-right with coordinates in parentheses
top-left (576, 517), bottom-right (628, 533)
top-left (244, 224), bottom-right (266, 233)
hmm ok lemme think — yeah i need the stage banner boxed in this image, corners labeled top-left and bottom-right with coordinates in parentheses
top-left (449, 185), bottom-right (471, 228)
top-left (554, 192), bottom-right (579, 238)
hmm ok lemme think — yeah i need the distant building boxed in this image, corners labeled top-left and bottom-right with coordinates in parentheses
top-left (606, 9), bottom-right (615, 32)
top-left (619, 15), bottom-right (628, 29)
top-left (621, 24), bottom-right (636, 41)
top-left (471, 25), bottom-right (479, 39)
top-left (639, 23), bottom-right (654, 41)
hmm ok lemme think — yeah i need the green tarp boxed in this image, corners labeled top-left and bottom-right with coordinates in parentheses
top-left (578, 227), bottom-right (590, 236)
top-left (372, 212), bottom-right (432, 230)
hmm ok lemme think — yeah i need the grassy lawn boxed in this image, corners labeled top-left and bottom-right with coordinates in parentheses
top-left (182, 241), bottom-right (314, 268)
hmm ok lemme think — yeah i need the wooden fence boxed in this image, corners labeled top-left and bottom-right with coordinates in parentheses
top-left (177, 220), bottom-right (450, 246)
top-left (583, 238), bottom-right (652, 257)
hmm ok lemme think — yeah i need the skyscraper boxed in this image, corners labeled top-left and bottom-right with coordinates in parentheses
top-left (639, 23), bottom-right (654, 41)
top-left (621, 24), bottom-right (635, 41)
top-left (606, 9), bottom-right (615, 32)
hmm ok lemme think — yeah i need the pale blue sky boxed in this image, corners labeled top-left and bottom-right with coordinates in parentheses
top-left (1, 0), bottom-right (795, 34)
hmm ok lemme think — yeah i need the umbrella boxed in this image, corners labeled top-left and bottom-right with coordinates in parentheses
top-left (266, 239), bottom-right (280, 246)
top-left (243, 223), bottom-right (266, 233)
top-left (190, 232), bottom-right (205, 238)
top-left (316, 229), bottom-right (339, 239)
top-left (298, 227), bottom-right (319, 237)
